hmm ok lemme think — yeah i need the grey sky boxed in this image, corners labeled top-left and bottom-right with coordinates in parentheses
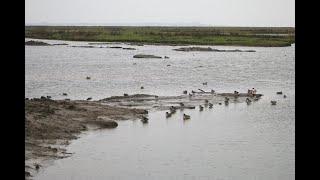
top-left (25, 0), bottom-right (295, 27)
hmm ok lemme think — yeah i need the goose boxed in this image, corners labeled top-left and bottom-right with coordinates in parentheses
top-left (276, 91), bottom-right (282, 95)
top-left (166, 112), bottom-right (171, 118)
top-left (183, 114), bottom-right (190, 120)
top-left (199, 105), bottom-right (204, 111)
top-left (183, 90), bottom-right (188, 94)
top-left (180, 102), bottom-right (185, 106)
top-left (271, 101), bottom-right (277, 105)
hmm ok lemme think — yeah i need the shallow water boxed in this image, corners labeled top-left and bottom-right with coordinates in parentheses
top-left (26, 38), bottom-right (295, 180)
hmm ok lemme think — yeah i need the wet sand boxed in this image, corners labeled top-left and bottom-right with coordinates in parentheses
top-left (25, 92), bottom-right (261, 179)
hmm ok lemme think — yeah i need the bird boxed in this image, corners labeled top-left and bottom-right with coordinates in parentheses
top-left (46, 96), bottom-right (51, 99)
top-left (276, 91), bottom-right (282, 95)
top-left (141, 116), bottom-right (149, 123)
top-left (86, 76), bottom-right (91, 80)
top-left (189, 93), bottom-right (193, 97)
top-left (35, 164), bottom-right (40, 170)
top-left (124, 93), bottom-right (129, 96)
top-left (166, 112), bottom-right (171, 118)
top-left (199, 105), bottom-right (204, 111)
top-left (204, 99), bottom-right (209, 104)
top-left (183, 114), bottom-right (190, 120)
top-left (246, 98), bottom-right (251, 103)
top-left (271, 101), bottom-right (277, 105)
top-left (211, 90), bottom-right (215, 93)
top-left (208, 103), bottom-right (213, 108)
top-left (62, 93), bottom-right (67, 96)
top-left (141, 86), bottom-right (144, 89)
top-left (180, 102), bottom-right (185, 106)
top-left (203, 82), bottom-right (207, 85)
top-left (183, 90), bottom-right (188, 94)
top-left (191, 90), bottom-right (196, 94)
top-left (283, 95), bottom-right (287, 98)
top-left (219, 103), bottom-right (222, 105)
top-left (87, 97), bottom-right (92, 101)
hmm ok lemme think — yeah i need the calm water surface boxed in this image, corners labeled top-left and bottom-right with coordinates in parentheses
top-left (26, 38), bottom-right (295, 180)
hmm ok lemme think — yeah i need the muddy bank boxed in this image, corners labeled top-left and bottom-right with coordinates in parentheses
top-left (25, 98), bottom-right (146, 179)
top-left (25, 40), bottom-right (52, 46)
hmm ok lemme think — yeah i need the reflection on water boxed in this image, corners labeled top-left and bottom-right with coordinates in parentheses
top-left (26, 38), bottom-right (295, 180)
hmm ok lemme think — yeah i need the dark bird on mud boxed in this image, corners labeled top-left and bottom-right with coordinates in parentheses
top-left (87, 97), bottom-right (92, 101)
top-left (225, 97), bottom-right (229, 103)
top-left (276, 91), bottom-right (282, 95)
top-left (209, 103), bottom-right (213, 108)
top-left (191, 90), bottom-right (196, 94)
top-left (141, 116), bottom-right (149, 123)
top-left (86, 76), bottom-right (91, 80)
top-left (283, 95), bottom-right (287, 98)
top-left (41, 96), bottom-right (46, 99)
top-left (271, 101), bottom-right (277, 105)
top-left (180, 102), bottom-right (185, 106)
top-left (62, 93), bottom-right (68, 96)
top-left (246, 98), bottom-right (251, 103)
top-left (204, 99), bottom-right (209, 104)
top-left (183, 90), bottom-right (188, 94)
top-left (198, 89), bottom-right (205, 92)
top-left (203, 82), bottom-right (207, 85)
top-left (141, 86), bottom-right (144, 89)
top-left (124, 93), bottom-right (128, 96)
top-left (183, 114), bottom-right (190, 120)
top-left (164, 56), bottom-right (170, 59)
top-left (65, 98), bottom-right (70, 101)
top-left (199, 105), bottom-right (204, 111)
top-left (211, 90), bottom-right (215, 93)
top-left (189, 93), bottom-right (192, 97)
top-left (166, 112), bottom-right (171, 118)
top-left (35, 164), bottom-right (40, 170)
top-left (47, 96), bottom-right (51, 99)
top-left (144, 110), bottom-right (148, 114)
top-left (219, 103), bottom-right (222, 105)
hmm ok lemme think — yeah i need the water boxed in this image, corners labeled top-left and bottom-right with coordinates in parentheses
top-left (26, 38), bottom-right (295, 180)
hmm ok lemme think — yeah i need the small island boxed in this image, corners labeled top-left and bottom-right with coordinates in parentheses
top-left (25, 40), bottom-right (52, 46)
top-left (173, 47), bottom-right (256, 52)
top-left (133, 54), bottom-right (162, 58)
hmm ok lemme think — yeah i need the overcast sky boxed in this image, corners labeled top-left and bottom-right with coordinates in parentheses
top-left (25, 0), bottom-right (295, 27)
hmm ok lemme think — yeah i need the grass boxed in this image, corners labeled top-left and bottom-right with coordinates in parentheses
top-left (25, 26), bottom-right (295, 47)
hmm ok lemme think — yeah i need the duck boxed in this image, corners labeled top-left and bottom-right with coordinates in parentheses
top-left (180, 102), bottom-right (185, 106)
top-left (199, 105), bottom-right (204, 111)
top-left (170, 106), bottom-right (177, 111)
top-left (166, 112), bottom-right (171, 118)
top-left (271, 101), bottom-right (277, 105)
top-left (141, 116), bottom-right (149, 123)
top-left (183, 90), bottom-right (188, 94)
top-left (208, 103), bottom-right (213, 108)
top-left (276, 91), bottom-right (282, 95)
top-left (183, 114), bottom-right (190, 120)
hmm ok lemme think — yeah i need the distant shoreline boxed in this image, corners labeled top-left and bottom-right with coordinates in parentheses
top-left (25, 26), bottom-right (295, 47)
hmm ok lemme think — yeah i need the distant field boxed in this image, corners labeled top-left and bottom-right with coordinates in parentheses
top-left (25, 26), bottom-right (295, 47)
